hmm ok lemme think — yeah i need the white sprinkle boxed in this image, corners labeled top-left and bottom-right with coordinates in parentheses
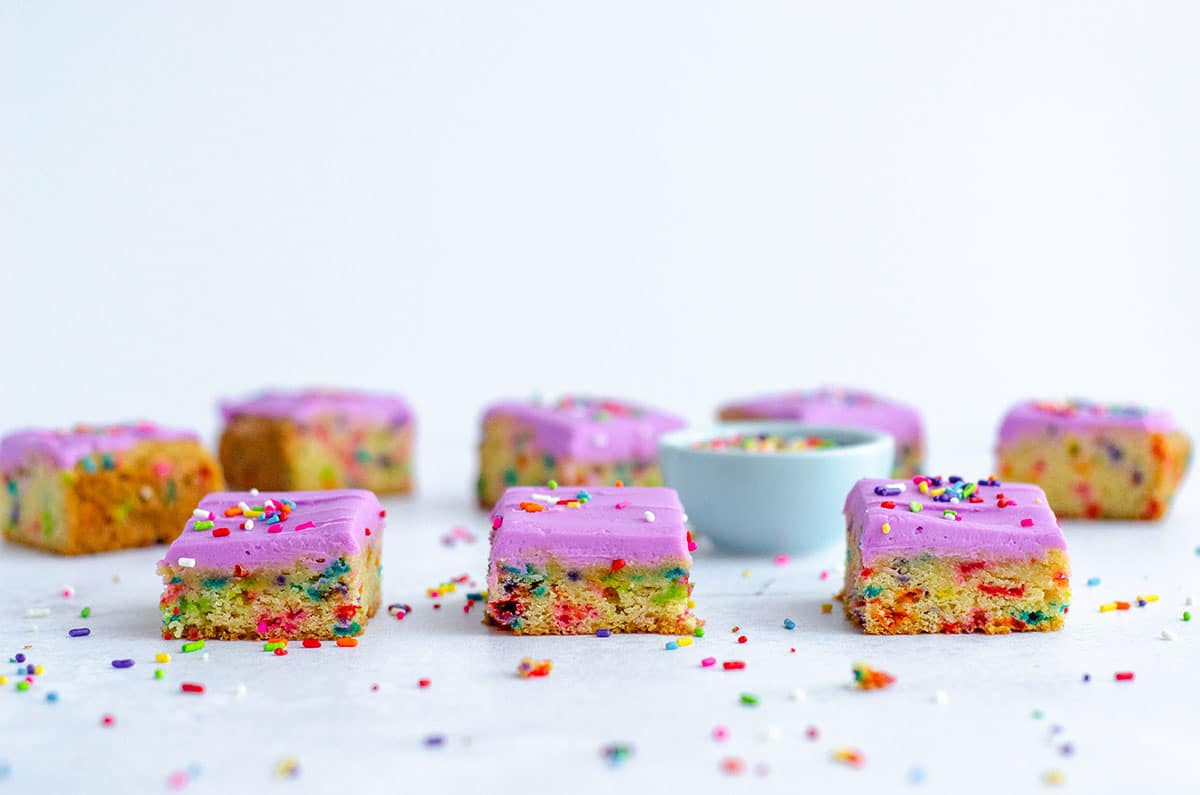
top-left (593, 433), bottom-right (608, 448)
top-left (178, 557), bottom-right (196, 568)
top-left (238, 501), bottom-right (251, 513)
top-left (682, 513), bottom-right (689, 523)
top-left (192, 508), bottom-right (210, 519)
top-left (949, 497), bottom-right (960, 504)
top-left (235, 683), bottom-right (247, 698)
top-left (529, 493), bottom-right (558, 504)
top-left (933, 689), bottom-right (949, 705)
top-left (1161, 629), bottom-right (1177, 641)
top-left (242, 520), bottom-right (254, 531)
top-left (644, 510), bottom-right (656, 522)
top-left (887, 483), bottom-right (907, 492)
top-left (264, 500), bottom-right (275, 509)
top-left (25, 607), bottom-right (50, 618)
top-left (761, 726), bottom-right (782, 742)
top-left (202, 652), bottom-right (210, 662)
top-left (138, 485), bottom-right (154, 501)
top-left (788, 688), bottom-right (806, 702)
top-left (249, 488), bottom-right (259, 496)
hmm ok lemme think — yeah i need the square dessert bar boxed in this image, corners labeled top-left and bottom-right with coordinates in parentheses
top-left (219, 389), bottom-right (414, 494)
top-left (843, 477), bottom-right (1070, 634)
top-left (1, 424), bottom-right (222, 554)
top-left (719, 387), bottom-right (925, 478)
top-left (486, 486), bottom-right (700, 635)
top-left (157, 490), bottom-right (384, 640)
top-left (996, 400), bottom-right (1191, 520)
top-left (477, 396), bottom-right (685, 508)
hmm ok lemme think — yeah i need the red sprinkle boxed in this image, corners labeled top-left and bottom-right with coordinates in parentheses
top-left (274, 647), bottom-right (288, 656)
top-left (880, 501), bottom-right (896, 509)
top-left (302, 639), bottom-right (321, 648)
top-left (101, 714), bottom-right (115, 727)
top-left (379, 510), bottom-right (387, 518)
top-left (737, 635), bottom-right (748, 644)
top-left (418, 678), bottom-right (432, 688)
top-left (723, 661), bottom-right (746, 670)
top-left (211, 528), bottom-right (230, 538)
top-left (1115, 671), bottom-right (1135, 681)
top-left (611, 559), bottom-right (626, 572)
top-left (364, 528), bottom-right (371, 536)
top-left (180, 682), bottom-right (205, 694)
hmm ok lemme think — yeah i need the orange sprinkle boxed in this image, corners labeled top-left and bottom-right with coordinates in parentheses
top-left (1115, 601), bottom-right (1131, 611)
top-left (268, 638), bottom-right (288, 645)
top-left (336, 638), bottom-right (358, 647)
top-left (519, 502), bottom-right (545, 513)
top-left (614, 480), bottom-right (624, 487)
top-left (224, 507), bottom-right (243, 517)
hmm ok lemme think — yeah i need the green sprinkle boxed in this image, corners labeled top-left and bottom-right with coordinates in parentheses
top-left (1032, 709), bottom-right (1044, 719)
top-left (547, 479), bottom-right (558, 490)
top-left (80, 606), bottom-right (91, 618)
top-left (154, 668), bottom-right (165, 680)
top-left (16, 680), bottom-right (30, 692)
top-left (264, 641), bottom-right (285, 652)
top-left (1185, 612), bottom-right (1192, 622)
top-left (193, 520), bottom-right (214, 531)
top-left (739, 693), bottom-right (760, 706)
top-left (694, 626), bottom-right (705, 637)
top-left (909, 501), bottom-right (922, 513)
top-left (181, 640), bottom-right (205, 653)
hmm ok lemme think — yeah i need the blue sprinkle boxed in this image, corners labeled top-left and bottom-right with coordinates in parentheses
top-left (665, 641), bottom-right (678, 650)
top-left (783, 618), bottom-right (796, 630)
top-left (1086, 577), bottom-right (1101, 587)
top-left (595, 629), bottom-right (612, 638)
top-left (45, 692), bottom-right (59, 703)
top-left (576, 490), bottom-right (590, 501)
top-left (908, 766), bottom-right (927, 785)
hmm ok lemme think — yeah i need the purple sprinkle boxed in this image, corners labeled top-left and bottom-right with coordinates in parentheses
top-left (595, 629), bottom-right (612, 638)
top-left (15, 653), bottom-right (26, 663)
top-left (424, 734), bottom-right (446, 748)
top-left (68, 628), bottom-right (91, 638)
top-left (1082, 673), bottom-right (1091, 682)
top-left (25, 664), bottom-right (34, 675)
top-left (111, 659), bottom-right (135, 669)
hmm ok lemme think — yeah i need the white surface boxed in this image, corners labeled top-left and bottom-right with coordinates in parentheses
top-left (2, 2), bottom-right (1199, 792)
top-left (1, 478), bottom-right (1198, 794)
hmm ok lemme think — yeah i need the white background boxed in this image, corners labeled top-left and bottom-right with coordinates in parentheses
top-left (1, 3), bottom-right (1198, 793)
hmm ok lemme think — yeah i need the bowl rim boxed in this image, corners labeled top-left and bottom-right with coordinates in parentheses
top-left (658, 421), bottom-right (894, 458)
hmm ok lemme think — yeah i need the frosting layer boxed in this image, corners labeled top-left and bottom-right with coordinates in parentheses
top-left (844, 477), bottom-right (1066, 561)
top-left (489, 485), bottom-right (690, 566)
top-left (998, 399), bottom-right (1175, 443)
top-left (221, 390), bottom-right (412, 427)
top-left (720, 387), bottom-right (923, 444)
top-left (161, 490), bottom-right (383, 570)
top-left (483, 396), bottom-right (684, 463)
top-left (0, 423), bottom-right (200, 470)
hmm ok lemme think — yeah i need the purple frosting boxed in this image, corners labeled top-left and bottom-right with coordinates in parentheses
top-left (844, 477), bottom-right (1066, 562)
top-left (489, 486), bottom-right (690, 566)
top-left (998, 399), bottom-right (1175, 443)
top-left (0, 423), bottom-right (200, 470)
top-left (720, 388), bottom-right (923, 446)
top-left (221, 389), bottom-right (412, 427)
top-left (483, 396), bottom-right (685, 463)
top-left (160, 490), bottom-right (383, 570)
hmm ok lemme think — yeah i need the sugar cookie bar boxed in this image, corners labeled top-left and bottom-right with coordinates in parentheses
top-left (843, 477), bottom-right (1070, 634)
top-left (486, 485), bottom-right (700, 635)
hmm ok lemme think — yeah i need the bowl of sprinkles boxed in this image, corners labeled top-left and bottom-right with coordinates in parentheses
top-left (660, 422), bottom-right (894, 554)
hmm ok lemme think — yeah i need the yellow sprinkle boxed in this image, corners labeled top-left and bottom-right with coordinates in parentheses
top-left (687, 599), bottom-right (696, 609)
top-left (1035, 498), bottom-right (1043, 504)
top-left (34, 665), bottom-right (44, 675)
top-left (1099, 602), bottom-right (1117, 613)
top-left (1044, 769), bottom-right (1066, 786)
top-left (742, 569), bottom-right (751, 578)
top-left (1137, 594), bottom-right (1159, 603)
top-left (155, 653), bottom-right (171, 664)
top-left (821, 603), bottom-right (833, 614)
top-left (676, 637), bottom-right (694, 647)
top-left (918, 481), bottom-right (929, 494)
top-left (929, 487), bottom-right (946, 497)
top-left (881, 523), bottom-right (891, 534)
top-left (0, 676), bottom-right (7, 686)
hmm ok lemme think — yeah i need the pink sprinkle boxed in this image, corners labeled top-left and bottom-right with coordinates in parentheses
top-left (819, 570), bottom-right (829, 580)
top-left (267, 525), bottom-right (283, 534)
top-left (294, 521), bottom-right (316, 532)
top-left (492, 516), bottom-right (502, 530)
top-left (167, 770), bottom-right (189, 790)
top-left (615, 502), bottom-right (629, 510)
top-left (713, 726), bottom-right (729, 741)
top-left (774, 554), bottom-right (790, 567)
top-left (701, 657), bottom-right (717, 667)
top-left (688, 541), bottom-right (698, 552)
top-left (1020, 518), bottom-right (1034, 527)
top-left (152, 461), bottom-right (173, 479)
